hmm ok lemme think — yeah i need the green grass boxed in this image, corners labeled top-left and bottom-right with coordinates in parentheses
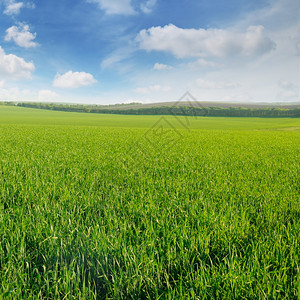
top-left (1, 105), bottom-right (300, 129)
top-left (0, 106), bottom-right (299, 299)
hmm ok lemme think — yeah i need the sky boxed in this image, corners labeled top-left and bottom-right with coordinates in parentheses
top-left (0, 0), bottom-right (299, 104)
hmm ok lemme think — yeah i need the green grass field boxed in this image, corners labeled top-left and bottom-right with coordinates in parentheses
top-left (1, 105), bottom-right (300, 129)
top-left (0, 106), bottom-right (299, 299)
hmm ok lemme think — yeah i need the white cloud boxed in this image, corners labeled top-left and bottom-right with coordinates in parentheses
top-left (131, 0), bottom-right (299, 104)
top-left (134, 84), bottom-right (171, 94)
top-left (101, 53), bottom-right (126, 69)
top-left (101, 48), bottom-right (133, 69)
top-left (196, 78), bottom-right (238, 89)
top-left (86, 0), bottom-right (157, 15)
top-left (4, 1), bottom-right (23, 15)
top-left (53, 71), bottom-right (97, 88)
top-left (153, 63), bottom-right (173, 70)
top-left (2, 0), bottom-right (35, 15)
top-left (136, 24), bottom-right (276, 59)
top-left (100, 46), bottom-right (135, 73)
top-left (86, 0), bottom-right (135, 15)
top-left (38, 90), bottom-right (59, 102)
top-left (140, 0), bottom-right (157, 14)
top-left (5, 24), bottom-right (38, 48)
top-left (0, 46), bottom-right (35, 79)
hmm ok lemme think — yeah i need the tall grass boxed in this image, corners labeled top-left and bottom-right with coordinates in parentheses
top-left (0, 121), bottom-right (299, 299)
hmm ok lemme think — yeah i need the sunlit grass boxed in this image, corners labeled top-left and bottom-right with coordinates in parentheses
top-left (0, 107), bottom-right (299, 299)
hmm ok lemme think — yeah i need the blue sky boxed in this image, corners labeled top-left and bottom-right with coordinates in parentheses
top-left (0, 0), bottom-right (299, 104)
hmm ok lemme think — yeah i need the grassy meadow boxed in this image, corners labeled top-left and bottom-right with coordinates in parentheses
top-left (0, 106), bottom-right (299, 299)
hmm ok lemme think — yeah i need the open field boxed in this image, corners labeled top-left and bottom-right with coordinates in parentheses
top-left (0, 106), bottom-right (299, 299)
top-left (8, 101), bottom-right (300, 118)
top-left (1, 105), bottom-right (300, 129)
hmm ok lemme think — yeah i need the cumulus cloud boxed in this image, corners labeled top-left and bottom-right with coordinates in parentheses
top-left (136, 24), bottom-right (276, 59)
top-left (53, 71), bottom-right (97, 88)
top-left (0, 46), bottom-right (35, 79)
top-left (196, 78), bottom-right (238, 89)
top-left (38, 89), bottom-right (59, 102)
top-left (140, 0), bottom-right (157, 14)
top-left (153, 63), bottom-right (173, 70)
top-left (134, 84), bottom-right (171, 94)
top-left (5, 24), bottom-right (38, 48)
top-left (86, 0), bottom-right (135, 15)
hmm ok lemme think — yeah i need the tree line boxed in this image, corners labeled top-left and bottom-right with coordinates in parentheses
top-left (1, 101), bottom-right (300, 117)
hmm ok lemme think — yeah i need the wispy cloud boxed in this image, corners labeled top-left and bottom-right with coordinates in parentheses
top-left (0, 86), bottom-right (33, 100)
top-left (101, 52), bottom-right (128, 69)
top-left (153, 63), bottom-right (173, 70)
top-left (38, 89), bottom-right (59, 102)
top-left (86, 0), bottom-right (158, 15)
top-left (2, 0), bottom-right (35, 15)
top-left (100, 45), bottom-right (136, 73)
top-left (196, 78), bottom-right (238, 89)
top-left (134, 84), bottom-right (171, 94)
top-left (188, 58), bottom-right (223, 69)
top-left (86, 0), bottom-right (135, 15)
top-left (140, 0), bottom-right (157, 14)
